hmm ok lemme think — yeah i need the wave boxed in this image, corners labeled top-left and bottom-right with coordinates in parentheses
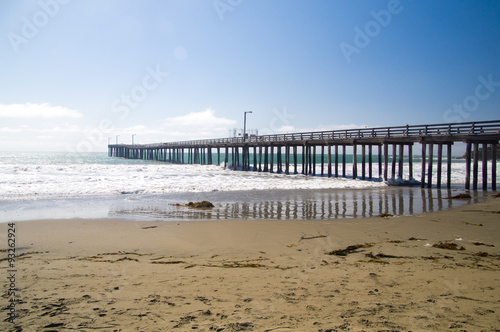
top-left (0, 152), bottom-right (497, 201)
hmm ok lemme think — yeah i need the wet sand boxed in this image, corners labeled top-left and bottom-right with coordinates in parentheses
top-left (1, 195), bottom-right (500, 331)
top-left (3, 187), bottom-right (487, 222)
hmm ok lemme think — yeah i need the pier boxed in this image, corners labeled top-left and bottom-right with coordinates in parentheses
top-left (109, 120), bottom-right (500, 190)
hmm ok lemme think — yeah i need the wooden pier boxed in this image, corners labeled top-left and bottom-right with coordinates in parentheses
top-left (109, 120), bottom-right (500, 190)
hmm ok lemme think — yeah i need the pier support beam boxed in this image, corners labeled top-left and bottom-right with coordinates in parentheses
top-left (269, 145), bottom-right (274, 173)
top-left (427, 143), bottom-right (434, 189)
top-left (391, 144), bottom-right (397, 180)
top-left (447, 144), bottom-right (452, 189)
top-left (293, 146), bottom-right (298, 174)
top-left (465, 142), bottom-right (471, 190)
top-left (352, 143), bottom-right (357, 179)
top-left (421, 143), bottom-right (427, 188)
top-left (327, 144), bottom-right (332, 178)
top-left (361, 144), bottom-right (366, 180)
top-left (384, 143), bottom-right (389, 181)
top-left (437, 144), bottom-right (443, 188)
top-left (482, 143), bottom-right (488, 190)
top-left (312, 145), bottom-right (316, 176)
top-left (368, 145), bottom-right (373, 179)
top-left (408, 144), bottom-right (413, 180)
top-left (224, 146), bottom-right (229, 168)
top-left (285, 145), bottom-right (290, 175)
top-left (335, 145), bottom-right (339, 178)
top-left (398, 144), bottom-right (404, 180)
top-left (321, 145), bottom-right (325, 176)
top-left (258, 146), bottom-right (262, 172)
top-left (342, 145), bottom-right (346, 178)
top-left (492, 143), bottom-right (497, 191)
top-left (473, 142), bottom-right (479, 190)
top-left (277, 146), bottom-right (283, 173)
top-left (378, 145), bottom-right (382, 179)
top-left (264, 146), bottom-right (269, 172)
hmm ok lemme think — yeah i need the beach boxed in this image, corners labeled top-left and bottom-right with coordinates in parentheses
top-left (2, 195), bottom-right (499, 331)
top-left (3, 0), bottom-right (500, 330)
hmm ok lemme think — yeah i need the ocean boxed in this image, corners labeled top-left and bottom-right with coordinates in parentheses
top-left (0, 152), bottom-right (495, 222)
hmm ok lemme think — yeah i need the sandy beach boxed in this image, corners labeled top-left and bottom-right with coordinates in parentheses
top-left (2, 195), bottom-right (500, 331)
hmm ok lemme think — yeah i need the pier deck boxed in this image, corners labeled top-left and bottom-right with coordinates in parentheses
top-left (109, 120), bottom-right (500, 190)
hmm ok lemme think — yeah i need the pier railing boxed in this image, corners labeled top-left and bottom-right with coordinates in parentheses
top-left (131, 120), bottom-right (500, 148)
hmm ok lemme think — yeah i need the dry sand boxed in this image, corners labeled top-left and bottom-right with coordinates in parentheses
top-left (1, 195), bottom-right (500, 331)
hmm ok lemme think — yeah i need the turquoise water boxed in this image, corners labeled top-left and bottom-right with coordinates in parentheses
top-left (0, 151), bottom-right (156, 166)
top-left (131, 151), bottom-right (438, 165)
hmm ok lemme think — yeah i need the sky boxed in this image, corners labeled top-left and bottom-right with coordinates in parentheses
top-left (1, 0), bottom-right (499, 152)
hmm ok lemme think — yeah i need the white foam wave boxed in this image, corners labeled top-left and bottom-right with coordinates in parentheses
top-left (0, 153), bottom-right (497, 201)
top-left (0, 163), bottom-right (387, 201)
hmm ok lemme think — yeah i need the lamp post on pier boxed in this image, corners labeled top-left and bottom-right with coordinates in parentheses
top-left (116, 135), bottom-right (120, 144)
top-left (243, 111), bottom-right (252, 142)
top-left (132, 134), bottom-right (136, 145)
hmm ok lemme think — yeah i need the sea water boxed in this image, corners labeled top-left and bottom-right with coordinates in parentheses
top-left (0, 152), bottom-right (495, 222)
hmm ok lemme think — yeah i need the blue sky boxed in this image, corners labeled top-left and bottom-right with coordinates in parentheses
top-left (1, 0), bottom-right (499, 152)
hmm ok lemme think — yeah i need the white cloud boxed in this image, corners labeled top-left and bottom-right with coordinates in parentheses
top-left (0, 103), bottom-right (83, 118)
top-left (39, 125), bottom-right (82, 133)
top-left (0, 127), bottom-right (22, 133)
top-left (156, 109), bottom-right (237, 141)
top-left (164, 109), bottom-right (236, 128)
top-left (275, 125), bottom-right (295, 133)
top-left (0, 125), bottom-right (82, 134)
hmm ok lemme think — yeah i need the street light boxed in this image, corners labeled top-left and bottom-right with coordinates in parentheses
top-left (132, 134), bottom-right (136, 145)
top-left (116, 135), bottom-right (120, 144)
top-left (243, 111), bottom-right (252, 142)
top-left (108, 137), bottom-right (111, 145)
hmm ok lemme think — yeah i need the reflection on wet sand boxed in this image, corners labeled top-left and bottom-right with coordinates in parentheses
top-left (109, 188), bottom-right (485, 221)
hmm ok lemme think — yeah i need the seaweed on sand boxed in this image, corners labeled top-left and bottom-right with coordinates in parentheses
top-left (408, 237), bottom-right (427, 241)
top-left (187, 201), bottom-right (215, 209)
top-left (432, 241), bottom-right (465, 251)
top-left (171, 201), bottom-right (215, 209)
top-left (299, 235), bottom-right (327, 242)
top-left (465, 222), bottom-right (483, 226)
top-left (365, 252), bottom-right (406, 259)
top-left (151, 260), bottom-right (186, 265)
top-left (359, 252), bottom-right (409, 264)
top-left (203, 258), bottom-right (291, 270)
top-left (472, 242), bottom-right (495, 247)
top-left (326, 243), bottom-right (375, 256)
